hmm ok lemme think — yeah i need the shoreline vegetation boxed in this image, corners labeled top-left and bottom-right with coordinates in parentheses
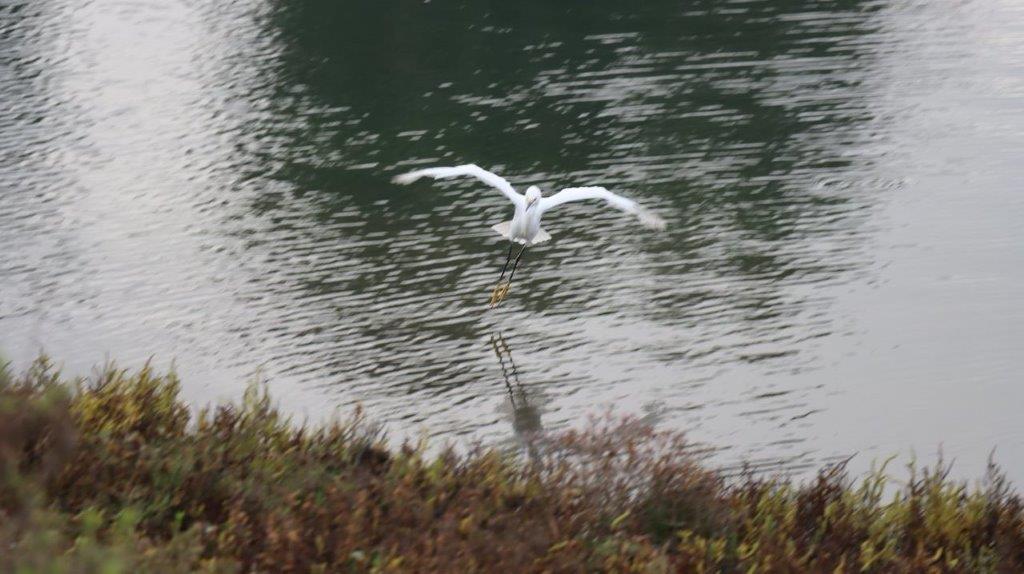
top-left (2, 358), bottom-right (1022, 572)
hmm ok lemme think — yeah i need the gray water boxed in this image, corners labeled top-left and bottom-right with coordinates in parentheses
top-left (2, 0), bottom-right (1022, 479)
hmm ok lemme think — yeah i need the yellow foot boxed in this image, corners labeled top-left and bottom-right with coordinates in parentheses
top-left (489, 282), bottom-right (511, 307)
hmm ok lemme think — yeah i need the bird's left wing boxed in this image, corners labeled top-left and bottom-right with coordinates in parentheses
top-left (392, 164), bottom-right (524, 208)
top-left (538, 186), bottom-right (666, 230)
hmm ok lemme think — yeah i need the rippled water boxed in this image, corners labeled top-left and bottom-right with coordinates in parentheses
top-left (2, 0), bottom-right (1022, 478)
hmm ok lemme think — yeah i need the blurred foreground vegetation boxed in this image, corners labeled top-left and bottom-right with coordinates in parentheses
top-left (1, 359), bottom-right (1022, 573)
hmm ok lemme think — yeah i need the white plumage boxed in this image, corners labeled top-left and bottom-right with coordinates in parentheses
top-left (391, 164), bottom-right (666, 245)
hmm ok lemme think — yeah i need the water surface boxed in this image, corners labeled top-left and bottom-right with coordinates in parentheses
top-left (2, 0), bottom-right (1022, 478)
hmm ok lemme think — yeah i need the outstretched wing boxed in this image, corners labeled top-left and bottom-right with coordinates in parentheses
top-left (538, 186), bottom-right (666, 230)
top-left (392, 164), bottom-right (524, 208)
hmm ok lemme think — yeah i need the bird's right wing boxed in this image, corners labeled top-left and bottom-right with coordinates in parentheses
top-left (539, 186), bottom-right (667, 230)
top-left (392, 164), bottom-right (524, 208)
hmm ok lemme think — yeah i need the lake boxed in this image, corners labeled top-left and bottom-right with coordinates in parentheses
top-left (2, 0), bottom-right (1022, 480)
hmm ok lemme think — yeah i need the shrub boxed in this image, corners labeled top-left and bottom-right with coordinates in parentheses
top-left (0, 358), bottom-right (1021, 572)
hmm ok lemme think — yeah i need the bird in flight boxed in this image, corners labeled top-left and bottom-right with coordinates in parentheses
top-left (392, 164), bottom-right (666, 306)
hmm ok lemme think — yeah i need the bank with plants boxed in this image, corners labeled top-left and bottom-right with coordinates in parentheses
top-left (1, 359), bottom-right (1021, 572)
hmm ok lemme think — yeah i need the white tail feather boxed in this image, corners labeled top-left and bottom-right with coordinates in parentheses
top-left (491, 221), bottom-right (512, 238)
top-left (490, 221), bottom-right (552, 244)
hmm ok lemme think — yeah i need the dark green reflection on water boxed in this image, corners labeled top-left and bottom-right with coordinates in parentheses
top-left (250, 0), bottom-right (883, 308)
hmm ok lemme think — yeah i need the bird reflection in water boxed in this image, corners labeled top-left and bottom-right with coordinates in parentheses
top-left (490, 333), bottom-right (545, 458)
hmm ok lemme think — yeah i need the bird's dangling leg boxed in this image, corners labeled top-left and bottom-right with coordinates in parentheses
top-left (490, 245), bottom-right (527, 306)
top-left (507, 245), bottom-right (527, 285)
top-left (498, 241), bottom-right (516, 283)
top-left (490, 242), bottom-right (517, 306)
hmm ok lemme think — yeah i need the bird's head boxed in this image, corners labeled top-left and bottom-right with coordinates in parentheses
top-left (524, 186), bottom-right (543, 207)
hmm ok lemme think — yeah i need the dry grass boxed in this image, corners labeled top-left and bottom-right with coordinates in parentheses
top-left (1, 358), bottom-right (1022, 572)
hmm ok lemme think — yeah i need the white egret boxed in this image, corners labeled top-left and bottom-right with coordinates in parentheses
top-left (392, 164), bottom-right (666, 305)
